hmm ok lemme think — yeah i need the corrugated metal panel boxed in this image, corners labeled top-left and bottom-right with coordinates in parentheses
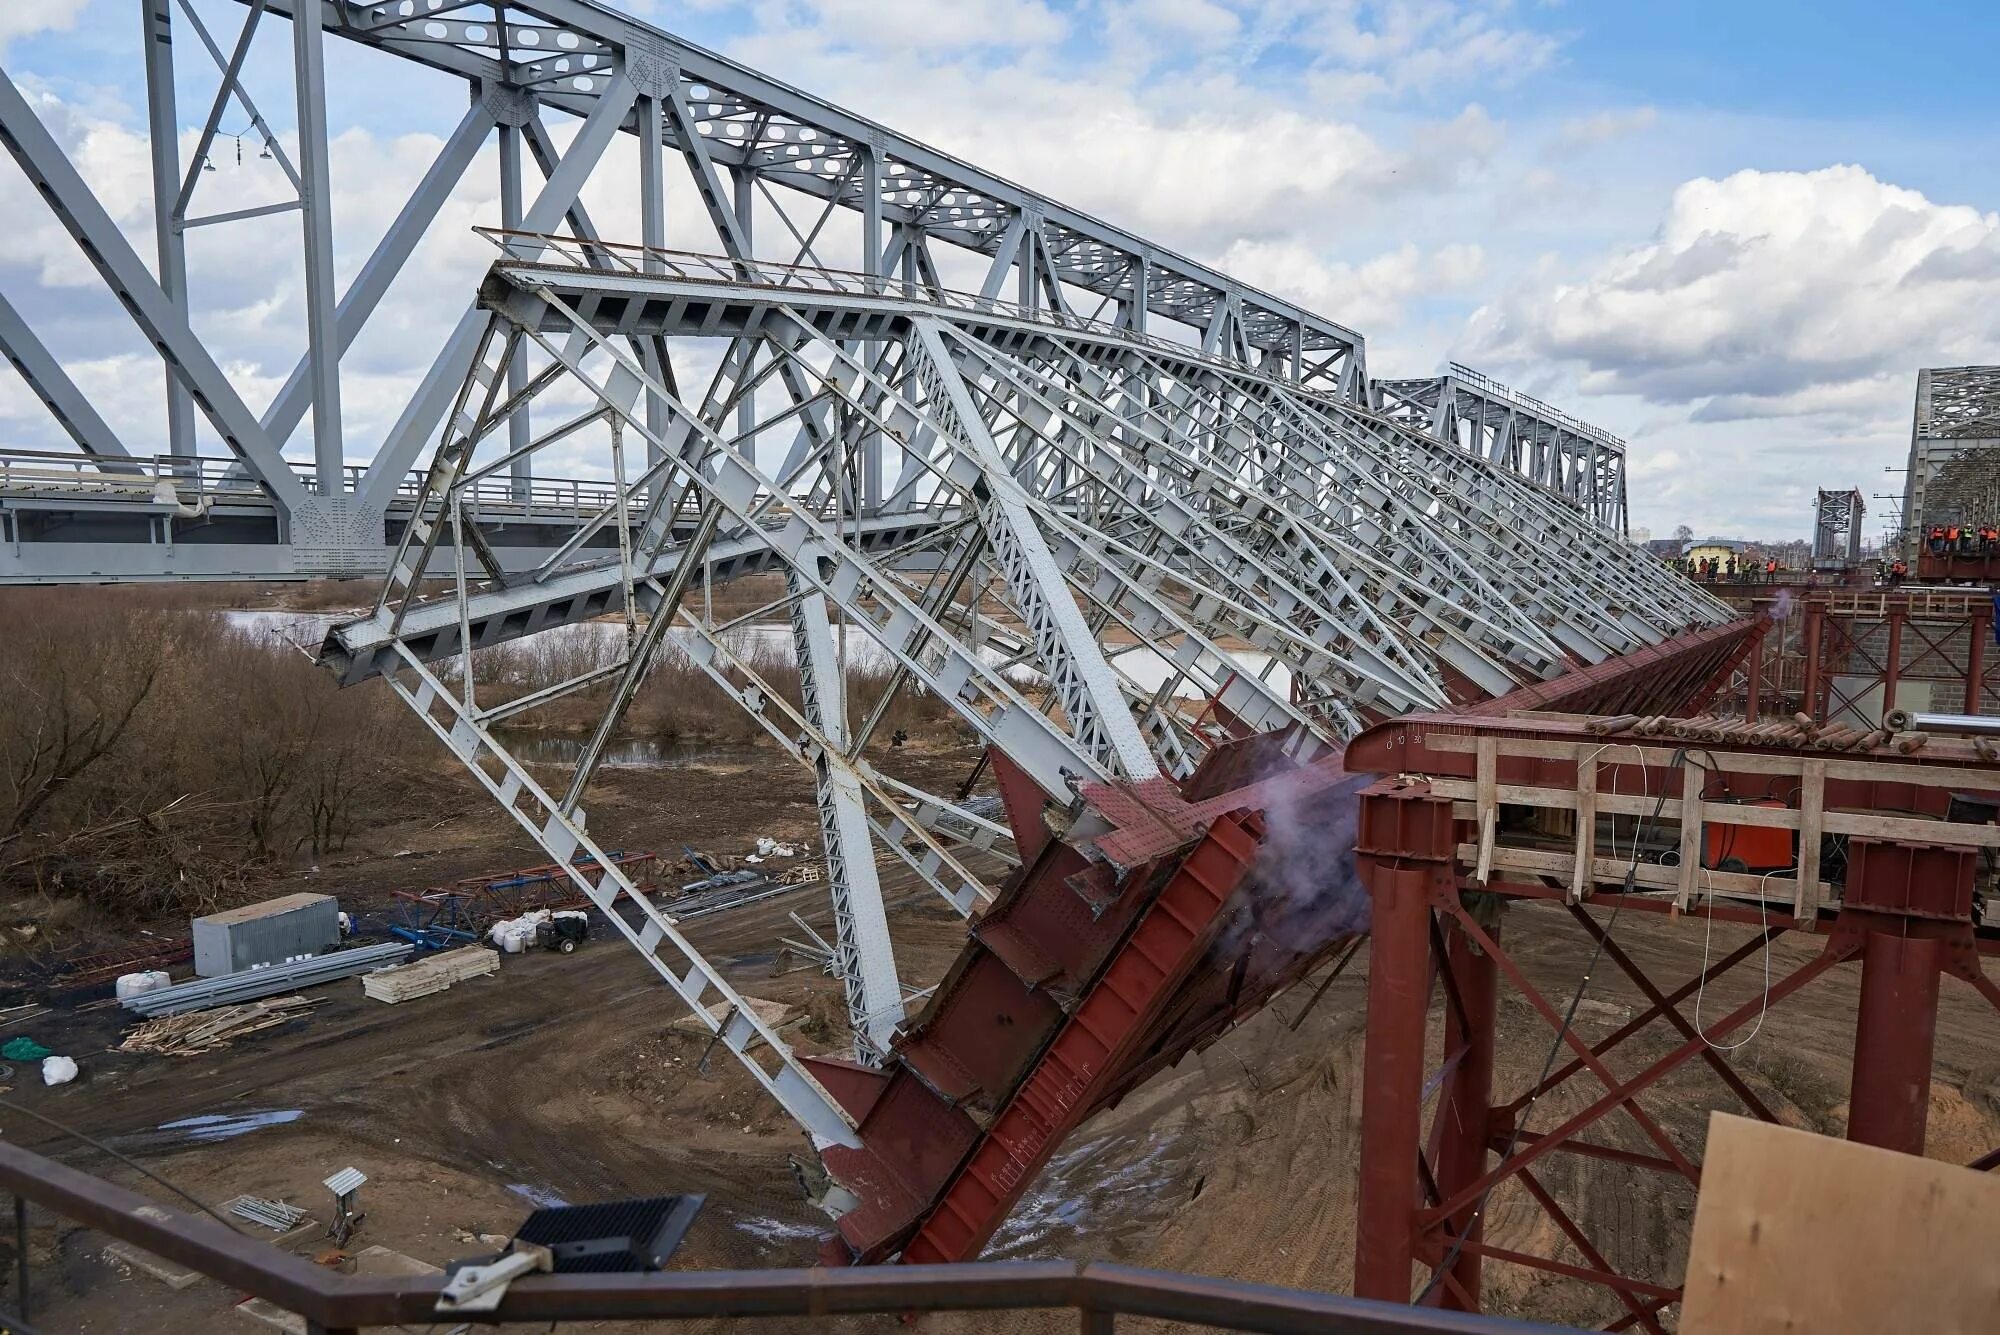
top-left (192, 894), bottom-right (340, 977)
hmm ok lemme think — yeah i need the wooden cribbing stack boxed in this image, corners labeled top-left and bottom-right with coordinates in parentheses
top-left (360, 946), bottom-right (498, 1004)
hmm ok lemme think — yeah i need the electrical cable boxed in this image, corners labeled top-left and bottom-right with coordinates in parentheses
top-left (1692, 863), bottom-right (1780, 1052)
top-left (0, 1097), bottom-right (248, 1237)
top-left (1414, 746), bottom-right (1684, 1305)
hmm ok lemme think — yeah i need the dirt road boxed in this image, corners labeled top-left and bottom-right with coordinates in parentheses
top-left (5, 742), bottom-right (1998, 1334)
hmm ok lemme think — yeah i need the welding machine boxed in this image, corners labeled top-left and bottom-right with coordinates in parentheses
top-left (1702, 797), bottom-right (1794, 873)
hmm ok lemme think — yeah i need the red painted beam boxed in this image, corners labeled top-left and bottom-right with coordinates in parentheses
top-left (899, 811), bottom-right (1265, 1264)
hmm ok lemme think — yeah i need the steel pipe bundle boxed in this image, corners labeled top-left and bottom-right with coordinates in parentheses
top-left (122, 943), bottom-right (411, 1017)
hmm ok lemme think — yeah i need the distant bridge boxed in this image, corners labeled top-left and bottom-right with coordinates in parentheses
top-left (0, 0), bottom-right (1626, 582)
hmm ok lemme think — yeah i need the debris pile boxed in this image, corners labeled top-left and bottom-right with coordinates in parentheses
top-left (118, 996), bottom-right (321, 1056)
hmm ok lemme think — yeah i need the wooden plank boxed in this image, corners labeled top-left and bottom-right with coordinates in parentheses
top-left (1453, 844), bottom-right (1801, 906)
top-left (1473, 736), bottom-right (1498, 885)
top-left (1426, 778), bottom-right (2000, 847)
top-left (1474, 808), bottom-right (1497, 885)
top-left (1571, 752), bottom-right (1597, 902)
top-left (1795, 759), bottom-right (1825, 920)
top-left (1681, 1114), bottom-right (2000, 1334)
top-left (1424, 730), bottom-right (2000, 791)
top-left (1474, 735), bottom-right (1498, 817)
top-left (1677, 758), bottom-right (1705, 909)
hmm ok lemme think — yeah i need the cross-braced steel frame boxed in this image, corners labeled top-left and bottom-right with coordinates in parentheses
top-left (4, 0), bottom-right (1630, 580)
top-left (1345, 713), bottom-right (2000, 1329)
top-left (1799, 589), bottom-right (1996, 726)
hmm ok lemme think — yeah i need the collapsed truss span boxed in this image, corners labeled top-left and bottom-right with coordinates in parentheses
top-left (318, 235), bottom-right (1729, 1256)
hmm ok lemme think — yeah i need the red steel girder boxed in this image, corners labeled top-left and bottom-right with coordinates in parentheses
top-left (899, 810), bottom-right (1264, 1264)
top-left (1460, 618), bottom-right (1758, 721)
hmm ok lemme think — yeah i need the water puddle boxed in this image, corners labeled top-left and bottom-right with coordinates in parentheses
top-left (732, 1214), bottom-right (827, 1247)
top-left (507, 1183), bottom-right (570, 1210)
top-left (503, 736), bottom-right (754, 770)
top-left (124, 1108), bottom-right (304, 1150)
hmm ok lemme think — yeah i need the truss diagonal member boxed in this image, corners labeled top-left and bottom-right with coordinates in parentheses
top-left (493, 280), bottom-right (1107, 799)
top-left (788, 572), bottom-right (905, 1058)
top-left (0, 289), bottom-right (133, 463)
top-left (261, 99), bottom-right (494, 444)
top-left (906, 320), bottom-right (1161, 781)
top-left (376, 645), bottom-right (859, 1149)
top-left (557, 501), bottom-right (724, 815)
top-left (321, 510), bottom-right (953, 685)
top-left (0, 66), bottom-right (308, 514)
top-left (377, 317), bottom-right (521, 627)
top-left (751, 311), bottom-right (1318, 748)
top-left (1151, 364), bottom-right (1569, 677)
top-left (358, 70), bottom-right (639, 511)
top-left (1284, 395), bottom-right (1662, 658)
top-left (1049, 357), bottom-right (1465, 693)
top-left (939, 332), bottom-right (1450, 713)
top-left (662, 609), bottom-right (997, 917)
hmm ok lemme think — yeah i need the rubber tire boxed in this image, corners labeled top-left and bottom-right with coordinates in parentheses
top-left (557, 938), bottom-right (578, 954)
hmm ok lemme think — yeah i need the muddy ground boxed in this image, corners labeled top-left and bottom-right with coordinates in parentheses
top-left (3, 733), bottom-right (1998, 1333)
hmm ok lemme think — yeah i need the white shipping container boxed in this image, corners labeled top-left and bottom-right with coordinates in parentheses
top-left (192, 893), bottom-right (341, 977)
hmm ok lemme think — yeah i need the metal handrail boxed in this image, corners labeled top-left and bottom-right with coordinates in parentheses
top-left (0, 447), bottom-right (629, 512)
top-left (473, 227), bottom-right (1358, 392)
top-left (1444, 362), bottom-right (1626, 451)
top-left (0, 1137), bottom-right (1569, 1333)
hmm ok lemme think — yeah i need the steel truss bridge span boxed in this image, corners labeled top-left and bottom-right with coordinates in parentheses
top-left (316, 244), bottom-right (1727, 1260)
top-left (0, 0), bottom-right (1625, 582)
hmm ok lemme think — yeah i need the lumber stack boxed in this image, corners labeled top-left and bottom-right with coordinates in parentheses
top-left (361, 946), bottom-right (499, 1004)
top-left (119, 995), bottom-right (321, 1056)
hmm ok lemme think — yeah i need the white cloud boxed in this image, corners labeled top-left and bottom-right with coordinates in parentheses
top-left (1121, 0), bottom-right (1242, 44)
top-left (750, 0), bottom-right (1068, 52)
top-left (1459, 164), bottom-right (2000, 535)
top-left (1468, 165), bottom-right (2000, 419)
top-left (1298, 0), bottom-right (1563, 103)
top-left (1217, 237), bottom-right (1484, 330)
top-left (1547, 106), bottom-right (1658, 155)
top-left (0, 1), bottom-right (87, 56)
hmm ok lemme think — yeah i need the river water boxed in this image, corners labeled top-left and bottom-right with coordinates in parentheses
top-left (223, 609), bottom-right (1289, 703)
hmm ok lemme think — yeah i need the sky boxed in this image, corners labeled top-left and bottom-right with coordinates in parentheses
top-left (4, 0), bottom-right (1999, 541)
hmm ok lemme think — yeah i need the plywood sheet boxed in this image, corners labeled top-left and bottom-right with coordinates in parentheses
top-left (1682, 1113), bottom-right (2000, 1333)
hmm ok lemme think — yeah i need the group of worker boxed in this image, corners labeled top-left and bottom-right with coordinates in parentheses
top-left (1675, 555), bottom-right (1781, 583)
top-left (1926, 524), bottom-right (2000, 556)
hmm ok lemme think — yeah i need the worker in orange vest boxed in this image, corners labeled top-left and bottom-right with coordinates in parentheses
top-left (1930, 525), bottom-right (1948, 554)
top-left (1765, 557), bottom-right (1778, 580)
